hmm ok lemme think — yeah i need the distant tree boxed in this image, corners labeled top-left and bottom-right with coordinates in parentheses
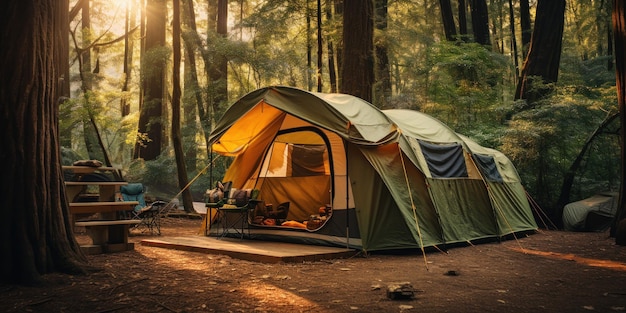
top-left (334, 0), bottom-right (344, 89)
top-left (208, 0), bottom-right (229, 124)
top-left (508, 0), bottom-right (520, 79)
top-left (520, 0), bottom-right (532, 56)
top-left (1, 0), bottom-right (89, 284)
top-left (515, 0), bottom-right (566, 106)
top-left (326, 0), bottom-right (338, 92)
top-left (341, 0), bottom-right (374, 102)
top-left (374, 0), bottom-right (391, 108)
top-left (135, 0), bottom-right (167, 161)
top-left (439, 0), bottom-right (457, 41)
top-left (121, 1), bottom-right (137, 117)
top-left (181, 0), bottom-right (202, 172)
top-left (470, 0), bottom-right (491, 46)
top-left (458, 0), bottom-right (468, 41)
top-left (317, 0), bottom-right (323, 92)
top-left (171, 0), bottom-right (194, 213)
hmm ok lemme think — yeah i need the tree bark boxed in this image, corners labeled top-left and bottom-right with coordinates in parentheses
top-left (207, 0), bottom-right (229, 134)
top-left (335, 0), bottom-right (344, 90)
top-left (439, 0), bottom-right (457, 41)
top-left (306, 0), bottom-right (313, 91)
top-left (520, 0), bottom-right (532, 58)
top-left (317, 0), bottom-right (323, 92)
top-left (135, 0), bottom-right (167, 161)
top-left (341, 0), bottom-right (374, 102)
top-left (78, 0), bottom-right (103, 162)
top-left (121, 1), bottom-right (136, 117)
top-left (612, 0), bottom-right (626, 243)
top-left (514, 0), bottom-right (565, 106)
top-left (326, 1), bottom-right (338, 93)
top-left (458, 0), bottom-right (468, 41)
top-left (171, 0), bottom-right (194, 213)
top-left (181, 0), bottom-right (201, 172)
top-left (469, 0), bottom-right (491, 46)
top-left (0, 0), bottom-right (89, 284)
top-left (508, 0), bottom-right (519, 79)
top-left (374, 0), bottom-right (391, 108)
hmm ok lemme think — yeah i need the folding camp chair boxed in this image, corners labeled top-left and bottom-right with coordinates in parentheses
top-left (120, 183), bottom-right (165, 235)
top-left (214, 188), bottom-right (260, 239)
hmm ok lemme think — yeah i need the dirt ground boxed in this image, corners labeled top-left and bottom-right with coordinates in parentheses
top-left (2, 217), bottom-right (626, 313)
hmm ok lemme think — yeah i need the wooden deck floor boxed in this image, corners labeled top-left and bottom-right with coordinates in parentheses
top-left (140, 236), bottom-right (358, 263)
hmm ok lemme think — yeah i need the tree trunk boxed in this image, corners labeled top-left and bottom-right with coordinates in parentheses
top-left (79, 0), bottom-right (103, 161)
top-left (120, 1), bottom-right (136, 117)
top-left (317, 0), bottom-right (323, 92)
top-left (306, 0), bottom-right (313, 91)
top-left (508, 0), bottom-right (519, 79)
top-left (458, 0), bottom-right (468, 41)
top-left (520, 0), bottom-right (531, 58)
top-left (374, 0), bottom-right (391, 108)
top-left (326, 1), bottom-right (338, 93)
top-left (208, 0), bottom-right (229, 132)
top-left (612, 0), bottom-right (626, 243)
top-left (341, 0), bottom-right (374, 102)
top-left (514, 0), bottom-right (565, 106)
top-left (181, 0), bottom-right (201, 172)
top-left (335, 0), bottom-right (344, 90)
top-left (135, 0), bottom-right (167, 161)
top-left (182, 0), bottom-right (212, 163)
top-left (0, 0), bottom-right (89, 284)
top-left (469, 0), bottom-right (491, 46)
top-left (171, 0), bottom-right (194, 214)
top-left (439, 0), bottom-right (457, 41)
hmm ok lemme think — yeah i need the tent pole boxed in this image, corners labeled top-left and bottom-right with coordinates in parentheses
top-left (398, 143), bottom-right (429, 270)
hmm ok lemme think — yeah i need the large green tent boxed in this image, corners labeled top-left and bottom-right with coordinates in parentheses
top-left (205, 86), bottom-right (537, 252)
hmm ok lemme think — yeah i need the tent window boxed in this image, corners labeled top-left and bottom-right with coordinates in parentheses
top-left (473, 154), bottom-right (503, 182)
top-left (291, 144), bottom-right (326, 176)
top-left (418, 140), bottom-right (468, 178)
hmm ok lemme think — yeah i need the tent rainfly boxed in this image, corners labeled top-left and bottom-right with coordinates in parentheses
top-left (205, 86), bottom-right (537, 252)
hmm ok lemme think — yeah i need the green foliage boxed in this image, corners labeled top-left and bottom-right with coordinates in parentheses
top-left (60, 147), bottom-right (85, 166)
top-left (125, 150), bottom-right (229, 202)
top-left (125, 156), bottom-right (178, 200)
top-left (419, 41), bottom-right (510, 134)
top-left (500, 86), bottom-right (619, 210)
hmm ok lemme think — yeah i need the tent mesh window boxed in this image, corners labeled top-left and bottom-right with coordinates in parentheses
top-left (418, 140), bottom-right (468, 178)
top-left (473, 154), bottom-right (503, 182)
top-left (291, 144), bottom-right (326, 177)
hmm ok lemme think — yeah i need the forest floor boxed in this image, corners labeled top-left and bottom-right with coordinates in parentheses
top-left (2, 217), bottom-right (626, 313)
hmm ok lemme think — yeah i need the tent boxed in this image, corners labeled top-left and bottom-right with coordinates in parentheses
top-left (562, 192), bottom-right (618, 232)
top-left (206, 86), bottom-right (537, 252)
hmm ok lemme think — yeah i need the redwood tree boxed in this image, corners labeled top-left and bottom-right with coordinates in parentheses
top-left (439, 0), bottom-right (457, 41)
top-left (374, 0), bottom-right (391, 108)
top-left (515, 0), bottom-right (566, 106)
top-left (613, 0), bottom-right (626, 244)
top-left (470, 0), bottom-right (491, 46)
top-left (135, 0), bottom-right (167, 161)
top-left (341, 0), bottom-right (374, 102)
top-left (171, 0), bottom-right (194, 213)
top-left (0, 0), bottom-right (88, 284)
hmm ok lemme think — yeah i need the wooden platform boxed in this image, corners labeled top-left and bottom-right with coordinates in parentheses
top-left (140, 236), bottom-right (357, 263)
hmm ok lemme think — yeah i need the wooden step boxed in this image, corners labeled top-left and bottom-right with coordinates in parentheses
top-left (69, 201), bottom-right (139, 214)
